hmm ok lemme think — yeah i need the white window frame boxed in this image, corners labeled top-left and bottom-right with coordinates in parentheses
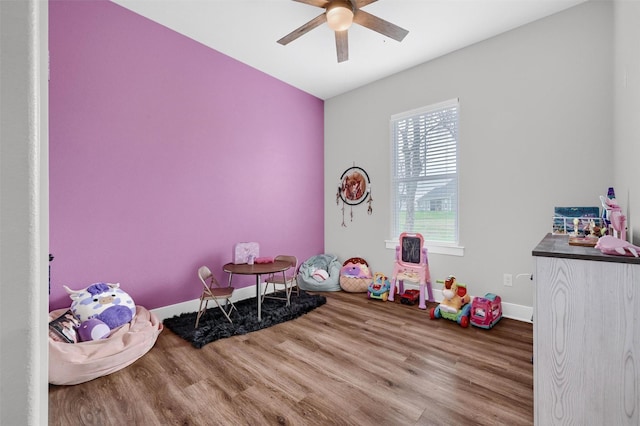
top-left (386, 98), bottom-right (464, 256)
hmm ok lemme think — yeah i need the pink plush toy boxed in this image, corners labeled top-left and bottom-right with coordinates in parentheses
top-left (601, 196), bottom-right (627, 241)
top-left (312, 268), bottom-right (329, 281)
top-left (595, 235), bottom-right (640, 257)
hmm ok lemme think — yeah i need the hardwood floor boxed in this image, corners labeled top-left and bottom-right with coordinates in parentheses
top-left (49, 291), bottom-right (533, 426)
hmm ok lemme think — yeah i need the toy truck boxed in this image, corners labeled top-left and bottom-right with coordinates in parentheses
top-left (470, 293), bottom-right (502, 329)
top-left (400, 289), bottom-right (421, 305)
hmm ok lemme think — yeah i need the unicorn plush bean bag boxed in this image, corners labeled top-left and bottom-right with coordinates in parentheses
top-left (64, 282), bottom-right (136, 330)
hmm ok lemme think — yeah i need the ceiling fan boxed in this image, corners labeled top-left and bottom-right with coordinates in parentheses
top-left (277, 0), bottom-right (409, 63)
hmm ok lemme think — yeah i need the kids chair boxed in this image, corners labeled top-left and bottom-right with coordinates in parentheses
top-left (262, 255), bottom-right (298, 305)
top-left (388, 232), bottom-right (433, 309)
top-left (196, 265), bottom-right (237, 328)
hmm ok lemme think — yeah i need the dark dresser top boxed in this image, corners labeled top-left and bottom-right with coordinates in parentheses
top-left (533, 233), bottom-right (640, 265)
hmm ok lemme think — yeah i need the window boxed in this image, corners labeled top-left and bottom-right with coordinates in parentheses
top-left (390, 98), bottom-right (459, 247)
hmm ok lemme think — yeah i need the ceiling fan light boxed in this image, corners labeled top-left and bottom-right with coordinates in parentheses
top-left (326, 4), bottom-right (354, 32)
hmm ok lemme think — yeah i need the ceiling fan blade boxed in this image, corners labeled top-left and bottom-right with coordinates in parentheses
top-left (335, 30), bottom-right (349, 62)
top-left (354, 0), bottom-right (377, 8)
top-left (293, 0), bottom-right (329, 7)
top-left (277, 13), bottom-right (327, 45)
top-left (353, 9), bottom-right (409, 42)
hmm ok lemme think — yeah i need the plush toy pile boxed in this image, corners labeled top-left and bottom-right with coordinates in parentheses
top-left (49, 282), bottom-right (136, 343)
top-left (48, 282), bottom-right (163, 385)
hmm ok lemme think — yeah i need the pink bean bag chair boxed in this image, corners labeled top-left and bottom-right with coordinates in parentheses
top-left (48, 305), bottom-right (162, 385)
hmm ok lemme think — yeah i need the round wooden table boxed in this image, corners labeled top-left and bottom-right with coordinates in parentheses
top-left (222, 260), bottom-right (291, 321)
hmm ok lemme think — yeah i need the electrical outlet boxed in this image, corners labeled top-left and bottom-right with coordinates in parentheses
top-left (503, 273), bottom-right (513, 287)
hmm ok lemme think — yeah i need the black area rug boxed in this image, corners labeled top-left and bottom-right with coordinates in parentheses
top-left (163, 291), bottom-right (326, 348)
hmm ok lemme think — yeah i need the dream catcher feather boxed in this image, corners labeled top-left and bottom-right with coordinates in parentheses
top-left (336, 165), bottom-right (372, 227)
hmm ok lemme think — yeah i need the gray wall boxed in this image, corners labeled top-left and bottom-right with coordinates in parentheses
top-left (0, 0), bottom-right (49, 424)
top-left (325, 0), bottom-right (614, 313)
top-left (614, 0), bottom-right (640, 244)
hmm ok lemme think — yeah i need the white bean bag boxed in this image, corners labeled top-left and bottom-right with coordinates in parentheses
top-left (49, 305), bottom-right (162, 385)
top-left (297, 254), bottom-right (342, 292)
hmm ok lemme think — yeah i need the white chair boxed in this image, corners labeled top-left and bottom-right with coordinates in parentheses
top-left (196, 265), bottom-right (237, 328)
top-left (262, 255), bottom-right (298, 305)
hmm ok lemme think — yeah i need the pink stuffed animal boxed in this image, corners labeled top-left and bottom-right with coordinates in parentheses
top-left (601, 196), bottom-right (627, 241)
top-left (595, 235), bottom-right (640, 257)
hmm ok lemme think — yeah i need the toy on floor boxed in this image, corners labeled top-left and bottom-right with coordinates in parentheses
top-left (470, 293), bottom-right (503, 329)
top-left (429, 275), bottom-right (472, 327)
top-left (400, 289), bottom-right (421, 305)
top-left (339, 257), bottom-right (372, 293)
top-left (389, 232), bottom-right (433, 309)
top-left (368, 272), bottom-right (391, 301)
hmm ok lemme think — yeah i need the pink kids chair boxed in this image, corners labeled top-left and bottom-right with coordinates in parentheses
top-left (389, 232), bottom-right (433, 309)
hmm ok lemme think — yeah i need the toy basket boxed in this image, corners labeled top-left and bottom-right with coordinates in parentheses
top-left (339, 257), bottom-right (372, 293)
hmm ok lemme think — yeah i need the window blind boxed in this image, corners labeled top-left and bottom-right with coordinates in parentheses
top-left (390, 98), bottom-right (459, 244)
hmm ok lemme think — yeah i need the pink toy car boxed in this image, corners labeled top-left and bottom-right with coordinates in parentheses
top-left (470, 293), bottom-right (502, 329)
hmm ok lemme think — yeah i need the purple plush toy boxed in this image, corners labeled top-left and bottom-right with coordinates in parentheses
top-left (78, 318), bottom-right (111, 341)
top-left (63, 282), bottom-right (136, 330)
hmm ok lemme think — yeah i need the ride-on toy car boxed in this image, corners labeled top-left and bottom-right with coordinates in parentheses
top-left (429, 275), bottom-right (472, 328)
top-left (368, 272), bottom-right (391, 301)
top-left (430, 302), bottom-right (472, 327)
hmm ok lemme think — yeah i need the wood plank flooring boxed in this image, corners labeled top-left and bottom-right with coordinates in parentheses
top-left (49, 291), bottom-right (533, 426)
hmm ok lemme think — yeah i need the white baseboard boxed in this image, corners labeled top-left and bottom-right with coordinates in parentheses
top-left (151, 285), bottom-right (260, 322)
top-left (401, 284), bottom-right (533, 324)
top-left (151, 284), bottom-right (533, 324)
top-left (501, 302), bottom-right (533, 323)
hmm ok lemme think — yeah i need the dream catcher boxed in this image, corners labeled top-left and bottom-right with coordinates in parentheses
top-left (336, 165), bottom-right (373, 227)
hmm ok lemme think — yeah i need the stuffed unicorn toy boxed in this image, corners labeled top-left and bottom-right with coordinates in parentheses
top-left (601, 195), bottom-right (627, 241)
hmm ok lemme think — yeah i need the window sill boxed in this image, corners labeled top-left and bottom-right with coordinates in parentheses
top-left (385, 240), bottom-right (465, 257)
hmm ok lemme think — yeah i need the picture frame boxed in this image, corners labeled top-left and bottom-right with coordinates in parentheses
top-left (339, 166), bottom-right (371, 206)
top-left (49, 309), bottom-right (81, 343)
top-left (552, 206), bottom-right (601, 235)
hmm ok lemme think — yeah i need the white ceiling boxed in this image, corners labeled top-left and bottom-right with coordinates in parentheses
top-left (112, 0), bottom-right (586, 100)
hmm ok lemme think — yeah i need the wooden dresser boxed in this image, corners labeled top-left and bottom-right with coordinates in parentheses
top-left (532, 233), bottom-right (640, 425)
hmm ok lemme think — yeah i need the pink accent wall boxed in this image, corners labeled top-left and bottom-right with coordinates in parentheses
top-left (49, 0), bottom-right (324, 310)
